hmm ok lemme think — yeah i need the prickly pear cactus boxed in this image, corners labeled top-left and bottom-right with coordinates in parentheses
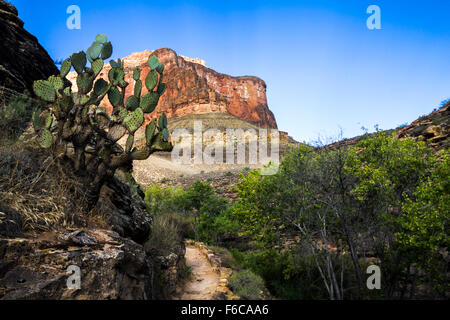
top-left (29, 34), bottom-right (171, 207)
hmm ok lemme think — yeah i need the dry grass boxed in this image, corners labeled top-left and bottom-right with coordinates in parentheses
top-left (0, 143), bottom-right (91, 234)
top-left (144, 214), bottom-right (184, 256)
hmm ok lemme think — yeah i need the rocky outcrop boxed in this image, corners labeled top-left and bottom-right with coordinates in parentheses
top-left (0, 172), bottom-right (157, 300)
top-left (0, 229), bottom-right (153, 300)
top-left (147, 246), bottom-right (186, 300)
top-left (95, 176), bottom-right (152, 244)
top-left (67, 48), bottom-right (277, 129)
top-left (324, 103), bottom-right (449, 151)
top-left (397, 103), bottom-right (449, 150)
top-left (0, 0), bottom-right (58, 93)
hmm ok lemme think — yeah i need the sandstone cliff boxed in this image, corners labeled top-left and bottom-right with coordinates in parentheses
top-left (0, 0), bottom-right (58, 93)
top-left (67, 48), bottom-right (277, 129)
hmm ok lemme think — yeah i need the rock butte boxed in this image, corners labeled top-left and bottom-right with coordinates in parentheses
top-left (67, 48), bottom-right (278, 129)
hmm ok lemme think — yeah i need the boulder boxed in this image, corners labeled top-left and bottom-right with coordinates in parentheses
top-left (0, 229), bottom-right (153, 300)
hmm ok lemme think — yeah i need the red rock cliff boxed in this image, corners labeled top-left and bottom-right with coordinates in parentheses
top-left (68, 48), bottom-right (277, 129)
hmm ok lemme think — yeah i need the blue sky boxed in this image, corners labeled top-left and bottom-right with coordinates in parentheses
top-left (10, 0), bottom-right (450, 142)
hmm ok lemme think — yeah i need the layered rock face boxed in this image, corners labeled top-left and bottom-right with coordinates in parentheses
top-left (0, 0), bottom-right (58, 93)
top-left (67, 48), bottom-right (277, 129)
top-left (0, 229), bottom-right (153, 300)
top-left (0, 175), bottom-right (187, 300)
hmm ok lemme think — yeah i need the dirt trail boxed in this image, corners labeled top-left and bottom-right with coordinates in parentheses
top-left (173, 244), bottom-right (220, 300)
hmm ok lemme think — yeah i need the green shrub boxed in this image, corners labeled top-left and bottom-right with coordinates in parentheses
top-left (0, 95), bottom-right (36, 142)
top-left (143, 181), bottom-right (237, 244)
top-left (182, 180), bottom-right (215, 211)
top-left (144, 185), bottom-right (185, 215)
top-left (228, 269), bottom-right (265, 300)
top-left (230, 132), bottom-right (447, 299)
top-left (230, 248), bottom-right (328, 300)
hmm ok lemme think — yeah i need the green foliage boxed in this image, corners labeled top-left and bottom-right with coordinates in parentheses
top-left (349, 132), bottom-right (435, 205)
top-left (182, 181), bottom-right (215, 211)
top-left (396, 153), bottom-right (450, 294)
top-left (228, 269), bottom-right (266, 300)
top-left (230, 133), bottom-right (448, 299)
top-left (398, 153), bottom-right (449, 254)
top-left (28, 34), bottom-right (171, 206)
top-left (230, 248), bottom-right (329, 299)
top-left (231, 169), bottom-right (285, 247)
top-left (144, 185), bottom-right (185, 216)
top-left (143, 181), bottom-right (238, 244)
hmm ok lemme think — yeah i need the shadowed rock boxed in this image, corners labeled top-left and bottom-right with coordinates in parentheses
top-left (0, 0), bottom-right (58, 93)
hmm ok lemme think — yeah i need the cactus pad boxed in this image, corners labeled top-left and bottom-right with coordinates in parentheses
top-left (60, 58), bottom-right (72, 78)
top-left (91, 59), bottom-right (104, 77)
top-left (33, 80), bottom-right (56, 102)
top-left (63, 87), bottom-right (71, 97)
top-left (158, 113), bottom-right (167, 129)
top-left (94, 78), bottom-right (108, 96)
top-left (162, 128), bottom-right (169, 141)
top-left (126, 95), bottom-right (139, 111)
top-left (87, 42), bottom-right (102, 62)
top-left (133, 67), bottom-right (141, 81)
top-left (71, 51), bottom-right (87, 74)
top-left (101, 42), bottom-right (113, 60)
top-left (157, 83), bottom-right (167, 95)
top-left (148, 56), bottom-right (160, 70)
top-left (134, 79), bottom-right (142, 97)
top-left (140, 92), bottom-right (159, 113)
top-left (95, 34), bottom-right (108, 44)
top-left (118, 108), bottom-right (128, 119)
top-left (145, 120), bottom-right (156, 145)
top-left (125, 134), bottom-right (134, 153)
top-left (32, 109), bottom-right (44, 129)
top-left (108, 87), bottom-right (121, 107)
top-left (48, 75), bottom-right (64, 91)
top-left (155, 62), bottom-right (164, 74)
top-left (145, 70), bottom-right (158, 91)
top-left (109, 68), bottom-right (125, 86)
top-left (124, 108), bottom-right (144, 133)
top-left (44, 112), bottom-right (52, 129)
top-left (39, 129), bottom-right (52, 148)
top-left (77, 73), bottom-right (94, 94)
